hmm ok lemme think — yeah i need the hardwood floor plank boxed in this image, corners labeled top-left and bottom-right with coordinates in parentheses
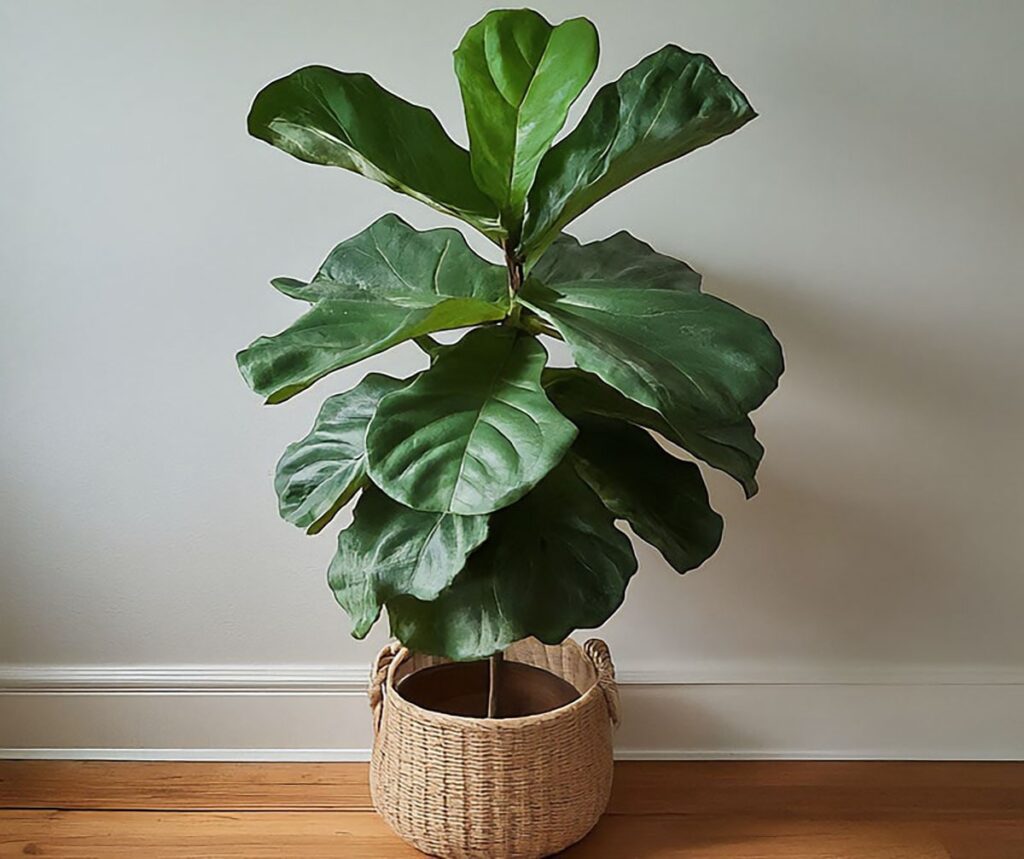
top-left (608, 761), bottom-right (1024, 819)
top-left (0, 811), bottom-right (420, 858)
top-left (5, 760), bottom-right (1023, 819)
top-left (0, 811), bottom-right (961, 858)
top-left (934, 820), bottom-right (1024, 859)
top-left (0, 761), bottom-right (373, 811)
top-left (563, 815), bottom-right (951, 858)
top-left (1, 761), bottom-right (1022, 857)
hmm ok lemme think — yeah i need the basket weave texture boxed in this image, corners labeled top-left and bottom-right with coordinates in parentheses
top-left (368, 637), bottom-right (619, 859)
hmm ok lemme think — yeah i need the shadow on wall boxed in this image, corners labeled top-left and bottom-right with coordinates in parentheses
top-left (609, 271), bottom-right (1023, 669)
top-left (614, 688), bottom-right (761, 757)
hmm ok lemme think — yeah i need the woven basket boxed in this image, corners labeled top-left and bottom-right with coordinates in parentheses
top-left (368, 637), bottom-right (619, 859)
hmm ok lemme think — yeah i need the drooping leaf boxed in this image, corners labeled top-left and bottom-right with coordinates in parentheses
top-left (387, 463), bottom-right (637, 660)
top-left (248, 66), bottom-right (502, 241)
top-left (236, 215), bottom-right (509, 403)
top-left (544, 366), bottom-right (679, 439)
top-left (366, 326), bottom-right (576, 515)
top-left (521, 281), bottom-right (782, 493)
top-left (545, 366), bottom-right (764, 497)
top-left (522, 46), bottom-right (756, 261)
top-left (528, 231), bottom-right (774, 493)
top-left (569, 417), bottom-right (723, 574)
top-left (532, 232), bottom-right (701, 292)
top-left (328, 486), bottom-right (489, 639)
top-left (274, 373), bottom-right (408, 534)
top-left (454, 10), bottom-right (598, 234)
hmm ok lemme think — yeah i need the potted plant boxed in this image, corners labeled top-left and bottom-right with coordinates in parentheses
top-left (238, 8), bottom-right (782, 857)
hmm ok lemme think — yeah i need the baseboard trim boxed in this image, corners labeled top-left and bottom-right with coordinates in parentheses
top-left (0, 748), bottom-right (373, 762)
top-left (3, 662), bottom-right (1023, 761)
top-left (3, 662), bottom-right (1022, 695)
top-left (0, 665), bottom-right (369, 695)
top-left (1, 747), bottom-right (1019, 762)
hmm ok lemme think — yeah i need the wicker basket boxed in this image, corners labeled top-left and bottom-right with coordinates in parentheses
top-left (368, 637), bottom-right (619, 859)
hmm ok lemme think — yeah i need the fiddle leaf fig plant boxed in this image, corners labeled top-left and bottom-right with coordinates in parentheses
top-left (239, 9), bottom-right (783, 661)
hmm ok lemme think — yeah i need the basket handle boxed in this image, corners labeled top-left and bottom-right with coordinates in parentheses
top-left (584, 638), bottom-right (620, 728)
top-left (368, 641), bottom-right (403, 735)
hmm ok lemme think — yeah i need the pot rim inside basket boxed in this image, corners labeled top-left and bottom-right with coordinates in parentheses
top-left (386, 638), bottom-right (604, 728)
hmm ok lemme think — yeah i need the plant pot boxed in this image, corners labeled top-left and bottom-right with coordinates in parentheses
top-left (368, 637), bottom-right (619, 859)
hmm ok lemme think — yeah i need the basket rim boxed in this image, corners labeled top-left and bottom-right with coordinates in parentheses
top-left (384, 638), bottom-right (607, 729)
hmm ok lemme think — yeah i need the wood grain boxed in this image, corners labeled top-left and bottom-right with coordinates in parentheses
top-left (0, 811), bottom-right (958, 858)
top-left (0, 811), bottom-right (422, 858)
top-left (1, 761), bottom-right (1022, 857)
top-left (0, 761), bottom-right (374, 811)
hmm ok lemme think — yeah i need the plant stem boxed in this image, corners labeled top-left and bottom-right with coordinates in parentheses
top-left (412, 334), bottom-right (442, 359)
top-left (487, 650), bottom-right (503, 718)
top-left (503, 242), bottom-right (525, 328)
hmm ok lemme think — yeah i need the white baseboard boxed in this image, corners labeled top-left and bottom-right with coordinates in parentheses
top-left (6, 747), bottom-right (1013, 762)
top-left (2, 662), bottom-right (1022, 761)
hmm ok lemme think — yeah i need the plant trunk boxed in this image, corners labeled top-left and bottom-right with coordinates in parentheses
top-left (503, 242), bottom-right (525, 328)
top-left (487, 651), bottom-right (504, 718)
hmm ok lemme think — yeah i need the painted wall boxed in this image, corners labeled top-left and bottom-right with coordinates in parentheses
top-left (2, 0), bottom-right (1022, 756)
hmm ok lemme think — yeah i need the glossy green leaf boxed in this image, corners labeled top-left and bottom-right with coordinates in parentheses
top-left (236, 215), bottom-right (509, 403)
top-left (532, 232), bottom-right (701, 292)
top-left (528, 230), bottom-right (778, 496)
top-left (522, 45), bottom-right (756, 261)
top-left (264, 214), bottom-right (507, 305)
top-left (241, 19), bottom-right (785, 664)
top-left (569, 417), bottom-right (723, 574)
top-left (546, 366), bottom-right (764, 497)
top-left (274, 373), bottom-right (408, 534)
top-left (248, 66), bottom-right (502, 241)
top-left (366, 326), bottom-right (576, 515)
top-left (454, 10), bottom-right (598, 233)
top-left (387, 463), bottom-right (637, 660)
top-left (521, 280), bottom-right (782, 494)
top-left (328, 487), bottom-right (489, 638)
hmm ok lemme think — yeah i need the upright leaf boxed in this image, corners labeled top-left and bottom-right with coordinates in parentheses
top-left (522, 46), bottom-right (756, 261)
top-left (387, 463), bottom-right (637, 660)
top-left (570, 417), bottom-right (723, 574)
top-left (454, 10), bottom-right (598, 234)
top-left (545, 367), bottom-right (764, 497)
top-left (366, 327), bottom-right (576, 515)
top-left (236, 216), bottom-right (509, 403)
top-left (328, 487), bottom-right (489, 639)
top-left (275, 373), bottom-right (408, 534)
top-left (248, 66), bottom-right (502, 241)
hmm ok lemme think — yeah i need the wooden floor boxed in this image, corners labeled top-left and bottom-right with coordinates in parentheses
top-left (1, 761), bottom-right (1022, 857)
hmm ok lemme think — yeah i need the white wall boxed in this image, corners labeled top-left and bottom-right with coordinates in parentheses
top-left (2, 0), bottom-right (1023, 758)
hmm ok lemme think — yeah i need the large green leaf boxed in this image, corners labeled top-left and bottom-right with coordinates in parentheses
top-left (387, 463), bottom-right (637, 660)
top-left (274, 373), bottom-right (408, 534)
top-left (544, 365), bottom-right (763, 499)
top-left (236, 215), bottom-right (509, 403)
top-left (532, 232), bottom-right (701, 292)
top-left (528, 230), bottom-right (778, 495)
top-left (521, 281), bottom-right (781, 495)
top-left (248, 66), bottom-right (502, 241)
top-left (521, 46), bottom-right (756, 261)
top-left (569, 417), bottom-right (723, 574)
top-left (454, 10), bottom-right (598, 234)
top-left (366, 326), bottom-right (576, 515)
top-left (328, 487), bottom-right (489, 638)
top-left (263, 214), bottom-right (507, 305)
